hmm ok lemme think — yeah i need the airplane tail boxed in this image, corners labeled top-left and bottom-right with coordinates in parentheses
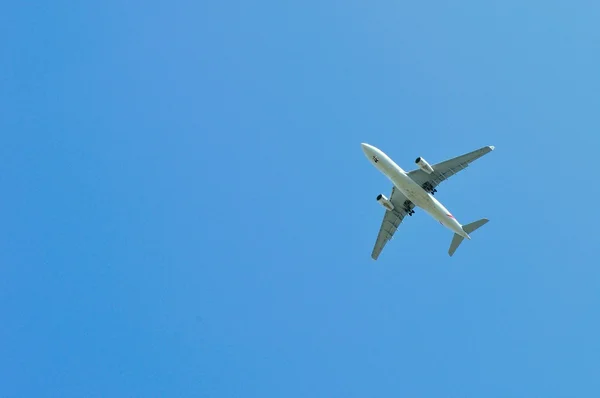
top-left (448, 218), bottom-right (489, 256)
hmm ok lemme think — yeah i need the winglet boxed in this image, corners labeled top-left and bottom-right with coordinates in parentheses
top-left (488, 145), bottom-right (495, 150)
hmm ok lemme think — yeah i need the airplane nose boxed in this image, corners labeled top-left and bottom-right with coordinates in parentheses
top-left (361, 143), bottom-right (372, 153)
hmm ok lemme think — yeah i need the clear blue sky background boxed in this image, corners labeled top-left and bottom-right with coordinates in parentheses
top-left (2, 1), bottom-right (600, 397)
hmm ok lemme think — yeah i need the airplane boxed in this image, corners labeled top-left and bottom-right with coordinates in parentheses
top-left (361, 143), bottom-right (495, 259)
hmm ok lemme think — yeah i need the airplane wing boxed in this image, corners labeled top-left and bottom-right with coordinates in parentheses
top-left (407, 146), bottom-right (494, 192)
top-left (371, 187), bottom-right (415, 260)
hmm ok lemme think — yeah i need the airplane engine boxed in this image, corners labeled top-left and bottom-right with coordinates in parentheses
top-left (415, 157), bottom-right (434, 174)
top-left (376, 194), bottom-right (395, 211)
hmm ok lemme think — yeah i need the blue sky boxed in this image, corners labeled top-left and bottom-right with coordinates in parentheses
top-left (2, 0), bottom-right (600, 396)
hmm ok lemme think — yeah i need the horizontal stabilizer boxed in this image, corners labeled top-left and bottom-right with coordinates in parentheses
top-left (448, 218), bottom-right (489, 256)
top-left (448, 234), bottom-right (464, 257)
top-left (463, 218), bottom-right (489, 234)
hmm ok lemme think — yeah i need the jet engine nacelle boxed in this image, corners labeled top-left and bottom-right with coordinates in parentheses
top-left (376, 194), bottom-right (395, 211)
top-left (415, 157), bottom-right (434, 174)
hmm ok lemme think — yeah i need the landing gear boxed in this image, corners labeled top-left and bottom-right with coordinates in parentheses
top-left (403, 200), bottom-right (415, 216)
top-left (422, 182), bottom-right (437, 195)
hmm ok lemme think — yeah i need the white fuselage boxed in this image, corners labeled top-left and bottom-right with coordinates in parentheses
top-left (362, 143), bottom-right (471, 240)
